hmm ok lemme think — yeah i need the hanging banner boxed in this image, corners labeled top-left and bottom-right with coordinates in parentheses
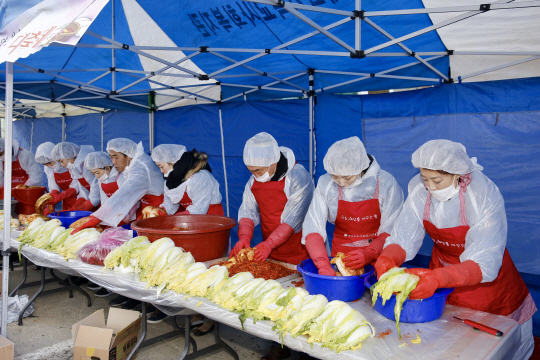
top-left (0, 0), bottom-right (109, 63)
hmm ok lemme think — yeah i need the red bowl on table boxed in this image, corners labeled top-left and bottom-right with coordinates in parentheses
top-left (11, 187), bottom-right (47, 215)
top-left (131, 214), bottom-right (237, 262)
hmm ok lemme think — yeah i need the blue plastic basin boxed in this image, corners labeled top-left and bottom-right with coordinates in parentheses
top-left (48, 211), bottom-right (93, 228)
top-left (121, 223), bottom-right (137, 237)
top-left (297, 258), bottom-right (375, 302)
top-left (365, 273), bottom-right (453, 323)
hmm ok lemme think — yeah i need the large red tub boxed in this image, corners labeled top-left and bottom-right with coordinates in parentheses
top-left (131, 214), bottom-right (237, 262)
top-left (11, 187), bottom-right (47, 215)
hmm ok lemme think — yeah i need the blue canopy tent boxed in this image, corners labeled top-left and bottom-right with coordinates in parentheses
top-left (2, 0), bottom-right (540, 340)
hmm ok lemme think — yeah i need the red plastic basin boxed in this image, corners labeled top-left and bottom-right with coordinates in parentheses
top-left (11, 187), bottom-right (47, 215)
top-left (131, 214), bottom-right (237, 262)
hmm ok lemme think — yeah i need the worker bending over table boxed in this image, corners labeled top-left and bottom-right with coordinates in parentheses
top-left (302, 136), bottom-right (404, 275)
top-left (0, 138), bottom-right (41, 187)
top-left (151, 144), bottom-right (224, 216)
top-left (35, 142), bottom-right (75, 210)
top-left (73, 139), bottom-right (164, 319)
top-left (46, 142), bottom-right (99, 213)
top-left (375, 139), bottom-right (536, 360)
top-left (231, 132), bottom-right (315, 360)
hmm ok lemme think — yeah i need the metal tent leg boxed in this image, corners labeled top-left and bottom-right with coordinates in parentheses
top-left (180, 317), bottom-right (238, 360)
top-left (126, 301), bottom-right (147, 360)
top-left (18, 266), bottom-right (45, 325)
top-left (67, 276), bottom-right (91, 307)
top-left (9, 256), bottom-right (27, 297)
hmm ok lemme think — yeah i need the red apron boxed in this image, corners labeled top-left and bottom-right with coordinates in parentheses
top-left (424, 189), bottom-right (530, 317)
top-left (174, 188), bottom-right (225, 216)
top-left (100, 175), bottom-right (120, 198)
top-left (6, 149), bottom-right (29, 185)
top-left (53, 170), bottom-right (76, 210)
top-left (331, 179), bottom-right (381, 256)
top-left (251, 178), bottom-right (309, 265)
top-left (77, 162), bottom-right (91, 192)
top-left (136, 193), bottom-right (165, 219)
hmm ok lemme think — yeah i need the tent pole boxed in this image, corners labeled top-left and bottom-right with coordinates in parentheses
top-left (219, 108), bottom-right (229, 218)
top-left (101, 114), bottom-right (104, 151)
top-left (1, 61), bottom-right (14, 337)
top-left (309, 71), bottom-right (314, 178)
top-left (112, 0), bottom-right (116, 92)
top-left (149, 111), bottom-right (154, 151)
top-left (355, 0), bottom-right (361, 51)
top-left (62, 114), bottom-right (66, 141)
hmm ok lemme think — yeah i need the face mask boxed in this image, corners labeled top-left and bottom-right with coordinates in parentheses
top-left (255, 171), bottom-right (271, 183)
top-left (0, 155), bottom-right (4, 161)
top-left (164, 169), bottom-right (173, 178)
top-left (97, 172), bottom-right (109, 182)
top-left (430, 175), bottom-right (459, 202)
top-left (66, 161), bottom-right (75, 170)
top-left (51, 162), bottom-right (61, 171)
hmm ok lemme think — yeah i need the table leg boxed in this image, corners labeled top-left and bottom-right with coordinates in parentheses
top-left (126, 302), bottom-right (147, 360)
top-left (67, 276), bottom-right (91, 307)
top-left (179, 315), bottom-right (192, 360)
top-left (18, 266), bottom-right (45, 326)
top-left (9, 256), bottom-right (27, 297)
top-left (212, 323), bottom-right (239, 360)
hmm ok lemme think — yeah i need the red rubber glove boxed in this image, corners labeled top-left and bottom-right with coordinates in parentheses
top-left (374, 244), bottom-right (407, 280)
top-left (406, 261), bottom-right (483, 300)
top-left (230, 218), bottom-right (254, 258)
top-left (343, 233), bottom-right (390, 270)
top-left (71, 216), bottom-right (101, 234)
top-left (50, 190), bottom-right (60, 196)
top-left (71, 199), bottom-right (94, 211)
top-left (50, 188), bottom-right (77, 204)
top-left (305, 233), bottom-right (335, 276)
top-left (255, 223), bottom-right (294, 261)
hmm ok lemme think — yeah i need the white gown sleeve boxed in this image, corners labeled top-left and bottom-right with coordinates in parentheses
top-left (460, 176), bottom-right (507, 283)
top-left (377, 170), bottom-right (404, 236)
top-left (44, 167), bottom-right (61, 192)
top-left (92, 162), bottom-right (150, 227)
top-left (18, 149), bottom-right (42, 186)
top-left (281, 164), bottom-right (315, 232)
top-left (384, 175), bottom-right (427, 261)
top-left (301, 174), bottom-right (331, 244)
top-left (185, 171), bottom-right (215, 215)
top-left (238, 178), bottom-right (260, 226)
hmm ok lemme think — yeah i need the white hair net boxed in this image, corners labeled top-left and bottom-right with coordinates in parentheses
top-left (151, 144), bottom-right (187, 164)
top-left (106, 138), bottom-right (138, 158)
top-left (51, 142), bottom-right (80, 161)
top-left (243, 132), bottom-right (280, 167)
top-left (35, 142), bottom-right (56, 164)
top-left (85, 151), bottom-right (113, 170)
top-left (412, 139), bottom-right (483, 175)
top-left (323, 136), bottom-right (370, 176)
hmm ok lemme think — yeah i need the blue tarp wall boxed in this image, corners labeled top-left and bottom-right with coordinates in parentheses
top-left (12, 76), bottom-right (540, 335)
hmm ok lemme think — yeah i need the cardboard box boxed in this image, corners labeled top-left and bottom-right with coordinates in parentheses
top-left (0, 335), bottom-right (14, 360)
top-left (72, 308), bottom-right (141, 360)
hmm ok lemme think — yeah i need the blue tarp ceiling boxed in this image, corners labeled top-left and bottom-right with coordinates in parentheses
top-left (2, 0), bottom-right (540, 111)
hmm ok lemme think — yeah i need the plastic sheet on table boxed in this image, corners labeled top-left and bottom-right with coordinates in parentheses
top-left (0, 294), bottom-right (34, 324)
top-left (11, 237), bottom-right (521, 360)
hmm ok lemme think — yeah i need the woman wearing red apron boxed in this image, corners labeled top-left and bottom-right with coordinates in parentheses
top-left (151, 144), bottom-right (224, 217)
top-left (302, 137), bottom-right (404, 276)
top-left (48, 142), bottom-right (100, 212)
top-left (35, 142), bottom-right (77, 211)
top-left (231, 132), bottom-right (314, 360)
top-left (0, 138), bottom-right (42, 187)
top-left (73, 138), bottom-right (164, 233)
top-left (376, 140), bottom-right (536, 360)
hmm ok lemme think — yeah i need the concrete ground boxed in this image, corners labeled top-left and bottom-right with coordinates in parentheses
top-left (3, 261), bottom-right (303, 360)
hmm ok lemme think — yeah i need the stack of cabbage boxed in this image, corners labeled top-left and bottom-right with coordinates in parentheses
top-left (0, 210), bottom-right (19, 230)
top-left (103, 237), bottom-right (376, 353)
top-left (370, 267), bottom-right (420, 338)
top-left (16, 218), bottom-right (101, 261)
